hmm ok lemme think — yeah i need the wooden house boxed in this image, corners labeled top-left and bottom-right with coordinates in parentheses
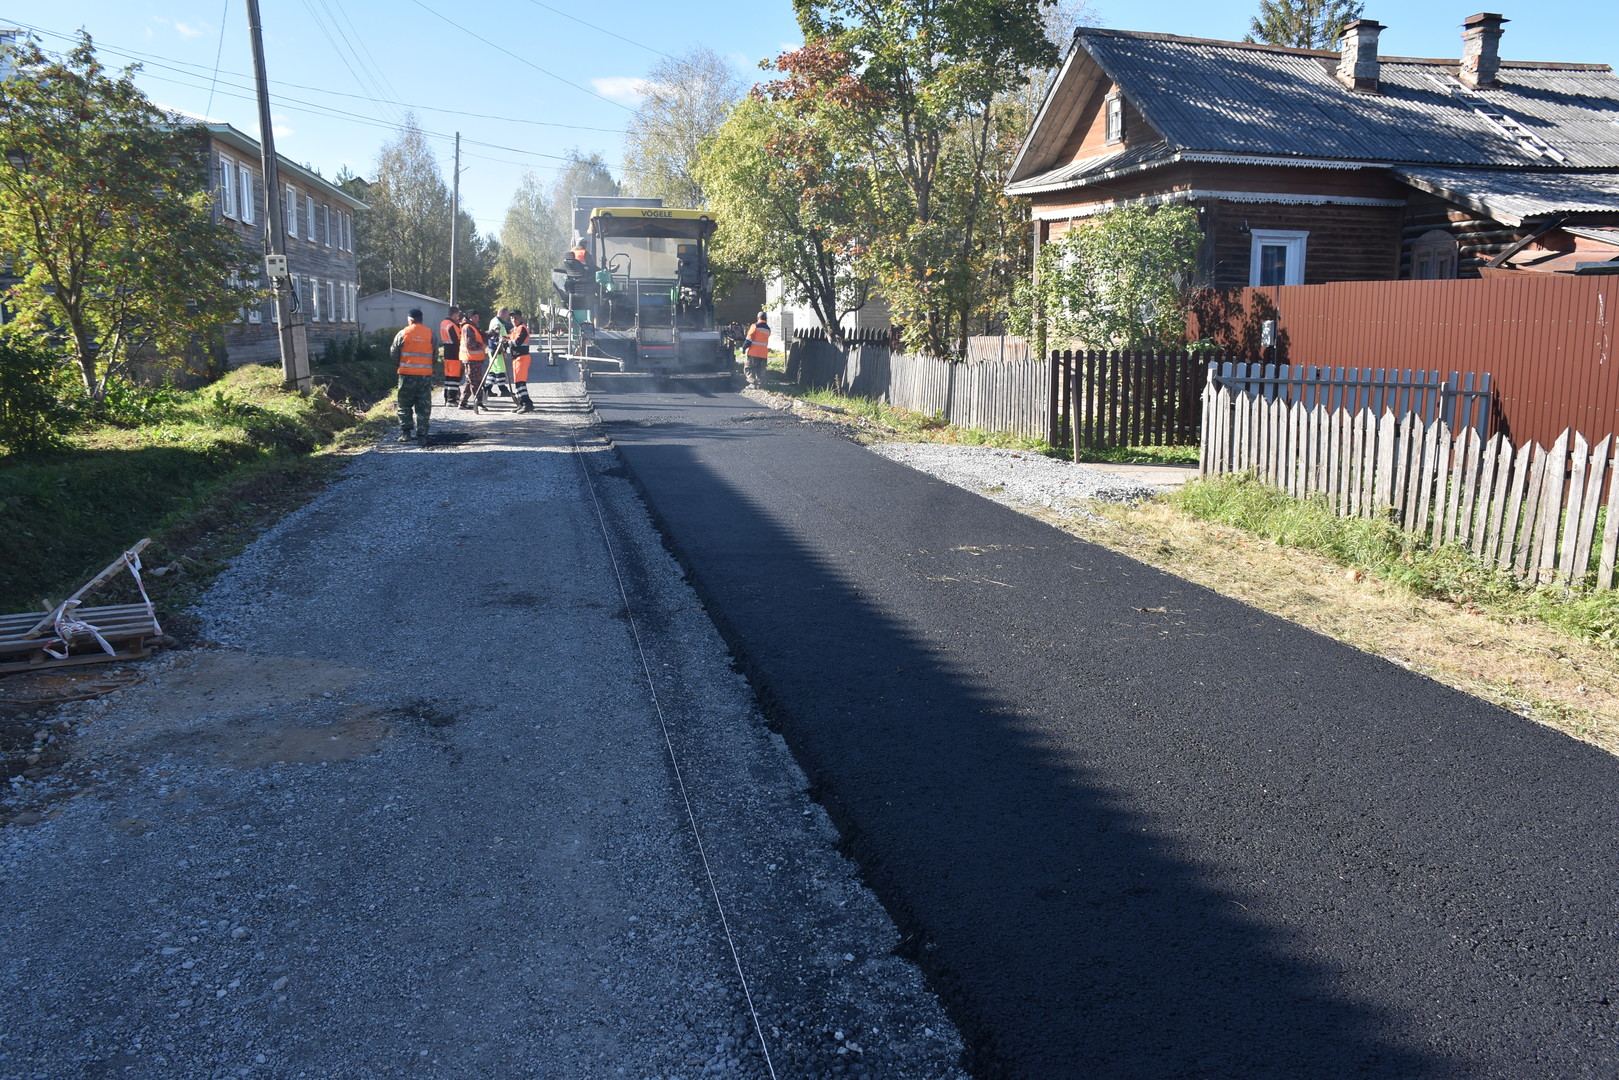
top-left (1007, 14), bottom-right (1619, 284)
top-left (199, 123), bottom-right (366, 366)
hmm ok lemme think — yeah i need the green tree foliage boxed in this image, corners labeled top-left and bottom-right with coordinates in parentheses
top-left (696, 95), bottom-right (869, 345)
top-left (1245, 0), bottom-right (1365, 49)
top-left (622, 46), bottom-right (745, 209)
top-left (0, 326), bottom-right (72, 453)
top-left (356, 118), bottom-right (496, 311)
top-left (357, 119), bottom-right (448, 297)
top-left (780, 0), bottom-right (1061, 358)
top-left (496, 172), bottom-right (551, 315)
top-left (0, 33), bottom-right (255, 397)
top-left (549, 149), bottom-right (620, 248)
top-left (1009, 203), bottom-right (1203, 350)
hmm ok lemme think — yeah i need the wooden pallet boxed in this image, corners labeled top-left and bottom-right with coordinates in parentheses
top-left (0, 540), bottom-right (162, 674)
top-left (0, 603), bottom-right (161, 674)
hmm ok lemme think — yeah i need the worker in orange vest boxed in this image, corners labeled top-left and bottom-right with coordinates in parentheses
top-left (390, 308), bottom-right (435, 443)
top-left (745, 311), bottom-right (771, 388)
top-left (438, 305), bottom-right (462, 406)
top-left (458, 310), bottom-right (489, 411)
top-left (508, 311), bottom-right (535, 413)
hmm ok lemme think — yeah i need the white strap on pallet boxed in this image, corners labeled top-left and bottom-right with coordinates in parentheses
top-left (39, 549), bottom-right (162, 659)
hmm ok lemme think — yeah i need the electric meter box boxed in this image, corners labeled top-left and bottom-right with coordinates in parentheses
top-left (264, 254), bottom-right (288, 279)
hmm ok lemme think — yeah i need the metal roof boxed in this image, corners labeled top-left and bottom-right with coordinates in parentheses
top-left (1392, 166), bottom-right (1619, 224)
top-left (1006, 140), bottom-right (1178, 195)
top-left (1077, 30), bottom-right (1619, 169)
top-left (1009, 28), bottom-right (1619, 196)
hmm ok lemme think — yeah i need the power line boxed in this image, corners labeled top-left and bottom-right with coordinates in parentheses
top-left (519, 0), bottom-right (675, 61)
top-left (401, 0), bottom-right (633, 111)
top-left (3, 17), bottom-right (626, 134)
top-left (204, 0), bottom-right (230, 120)
top-left (296, 0), bottom-right (407, 127)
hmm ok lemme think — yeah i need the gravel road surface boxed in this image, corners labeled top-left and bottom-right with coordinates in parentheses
top-left (592, 387), bottom-right (1619, 1080)
top-left (0, 374), bottom-right (966, 1079)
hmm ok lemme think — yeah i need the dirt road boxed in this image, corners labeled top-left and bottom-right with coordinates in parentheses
top-left (0, 374), bottom-right (964, 1079)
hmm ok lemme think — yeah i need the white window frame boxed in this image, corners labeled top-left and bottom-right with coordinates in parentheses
top-left (1249, 229), bottom-right (1308, 287)
top-left (1104, 92), bottom-right (1124, 145)
top-left (320, 205), bottom-right (330, 247)
top-left (310, 276), bottom-right (321, 322)
top-left (305, 195), bottom-right (316, 244)
top-left (324, 280), bottom-right (335, 322)
top-left (218, 158), bottom-right (236, 219)
top-left (238, 163), bottom-right (255, 225)
top-left (285, 185), bottom-right (298, 238)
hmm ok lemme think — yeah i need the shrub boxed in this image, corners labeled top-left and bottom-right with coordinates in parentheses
top-left (0, 327), bottom-right (75, 454)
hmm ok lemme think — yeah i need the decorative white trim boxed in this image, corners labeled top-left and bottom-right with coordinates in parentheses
top-left (1179, 152), bottom-right (1379, 170)
top-left (1033, 189), bottom-right (1404, 220)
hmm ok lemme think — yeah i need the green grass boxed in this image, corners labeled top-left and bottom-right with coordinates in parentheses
top-left (1172, 474), bottom-right (1619, 648)
top-left (0, 358), bottom-right (394, 613)
top-left (793, 386), bottom-right (1054, 453)
top-left (1074, 443), bottom-right (1200, 465)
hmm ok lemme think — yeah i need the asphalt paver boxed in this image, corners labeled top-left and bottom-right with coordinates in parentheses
top-left (592, 388), bottom-right (1619, 1079)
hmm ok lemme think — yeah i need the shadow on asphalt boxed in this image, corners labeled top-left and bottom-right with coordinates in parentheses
top-left (595, 422), bottom-right (1457, 1079)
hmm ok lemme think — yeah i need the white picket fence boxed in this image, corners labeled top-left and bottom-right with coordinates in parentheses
top-left (1200, 384), bottom-right (1619, 589)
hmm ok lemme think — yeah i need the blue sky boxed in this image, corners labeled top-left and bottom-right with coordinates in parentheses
top-left (13, 0), bottom-right (1618, 241)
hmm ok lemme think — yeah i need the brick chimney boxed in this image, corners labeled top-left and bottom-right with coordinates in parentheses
top-left (1460, 13), bottom-right (1508, 89)
top-left (1336, 19), bottom-right (1385, 93)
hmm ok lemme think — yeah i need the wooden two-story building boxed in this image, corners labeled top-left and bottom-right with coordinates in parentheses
top-left (1007, 15), bottom-right (1619, 285)
top-left (197, 123), bottom-right (366, 366)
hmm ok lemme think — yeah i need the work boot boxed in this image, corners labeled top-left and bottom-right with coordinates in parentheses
top-left (398, 430), bottom-right (414, 443)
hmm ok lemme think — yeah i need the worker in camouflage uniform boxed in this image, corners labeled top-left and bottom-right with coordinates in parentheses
top-left (390, 308), bottom-right (434, 443)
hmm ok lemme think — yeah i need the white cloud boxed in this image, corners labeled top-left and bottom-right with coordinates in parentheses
top-left (148, 16), bottom-right (206, 40)
top-left (592, 76), bottom-right (651, 105)
top-left (272, 114), bottom-right (294, 139)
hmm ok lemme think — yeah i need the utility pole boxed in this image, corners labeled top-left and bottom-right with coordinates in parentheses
top-left (449, 132), bottom-right (460, 308)
top-left (245, 0), bottom-right (309, 391)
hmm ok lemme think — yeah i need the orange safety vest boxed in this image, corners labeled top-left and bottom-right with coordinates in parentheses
top-left (747, 321), bottom-right (770, 359)
top-left (571, 247), bottom-right (588, 264)
top-left (439, 318), bottom-right (463, 375)
top-left (509, 324), bottom-right (531, 381)
top-left (396, 323), bottom-right (435, 376)
top-left (460, 324), bottom-right (487, 364)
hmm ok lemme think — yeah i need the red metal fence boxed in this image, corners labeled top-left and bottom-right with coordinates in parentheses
top-left (1189, 275), bottom-right (1618, 448)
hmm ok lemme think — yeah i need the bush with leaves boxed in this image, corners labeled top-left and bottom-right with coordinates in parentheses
top-left (1010, 204), bottom-right (1203, 351)
top-left (0, 327), bottom-right (74, 454)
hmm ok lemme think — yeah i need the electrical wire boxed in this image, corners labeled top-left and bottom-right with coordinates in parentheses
top-left (296, 0), bottom-right (407, 127)
top-left (203, 0), bottom-right (230, 121)
top-left (3, 17), bottom-right (625, 134)
top-left (402, 0), bottom-right (632, 111)
top-left (518, 0), bottom-right (674, 61)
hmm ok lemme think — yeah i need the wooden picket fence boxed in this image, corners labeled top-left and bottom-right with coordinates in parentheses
top-left (787, 333), bottom-right (1052, 440)
top-left (1201, 383), bottom-right (1619, 589)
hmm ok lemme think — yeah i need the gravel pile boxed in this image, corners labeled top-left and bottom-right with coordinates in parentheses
top-left (868, 443), bottom-right (1159, 514)
top-left (0, 380), bottom-right (967, 1079)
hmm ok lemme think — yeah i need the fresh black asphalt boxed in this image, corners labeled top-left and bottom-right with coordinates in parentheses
top-left (592, 389), bottom-right (1619, 1080)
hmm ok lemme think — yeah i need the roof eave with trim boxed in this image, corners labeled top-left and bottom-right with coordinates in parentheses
top-left (202, 123), bottom-right (369, 210)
